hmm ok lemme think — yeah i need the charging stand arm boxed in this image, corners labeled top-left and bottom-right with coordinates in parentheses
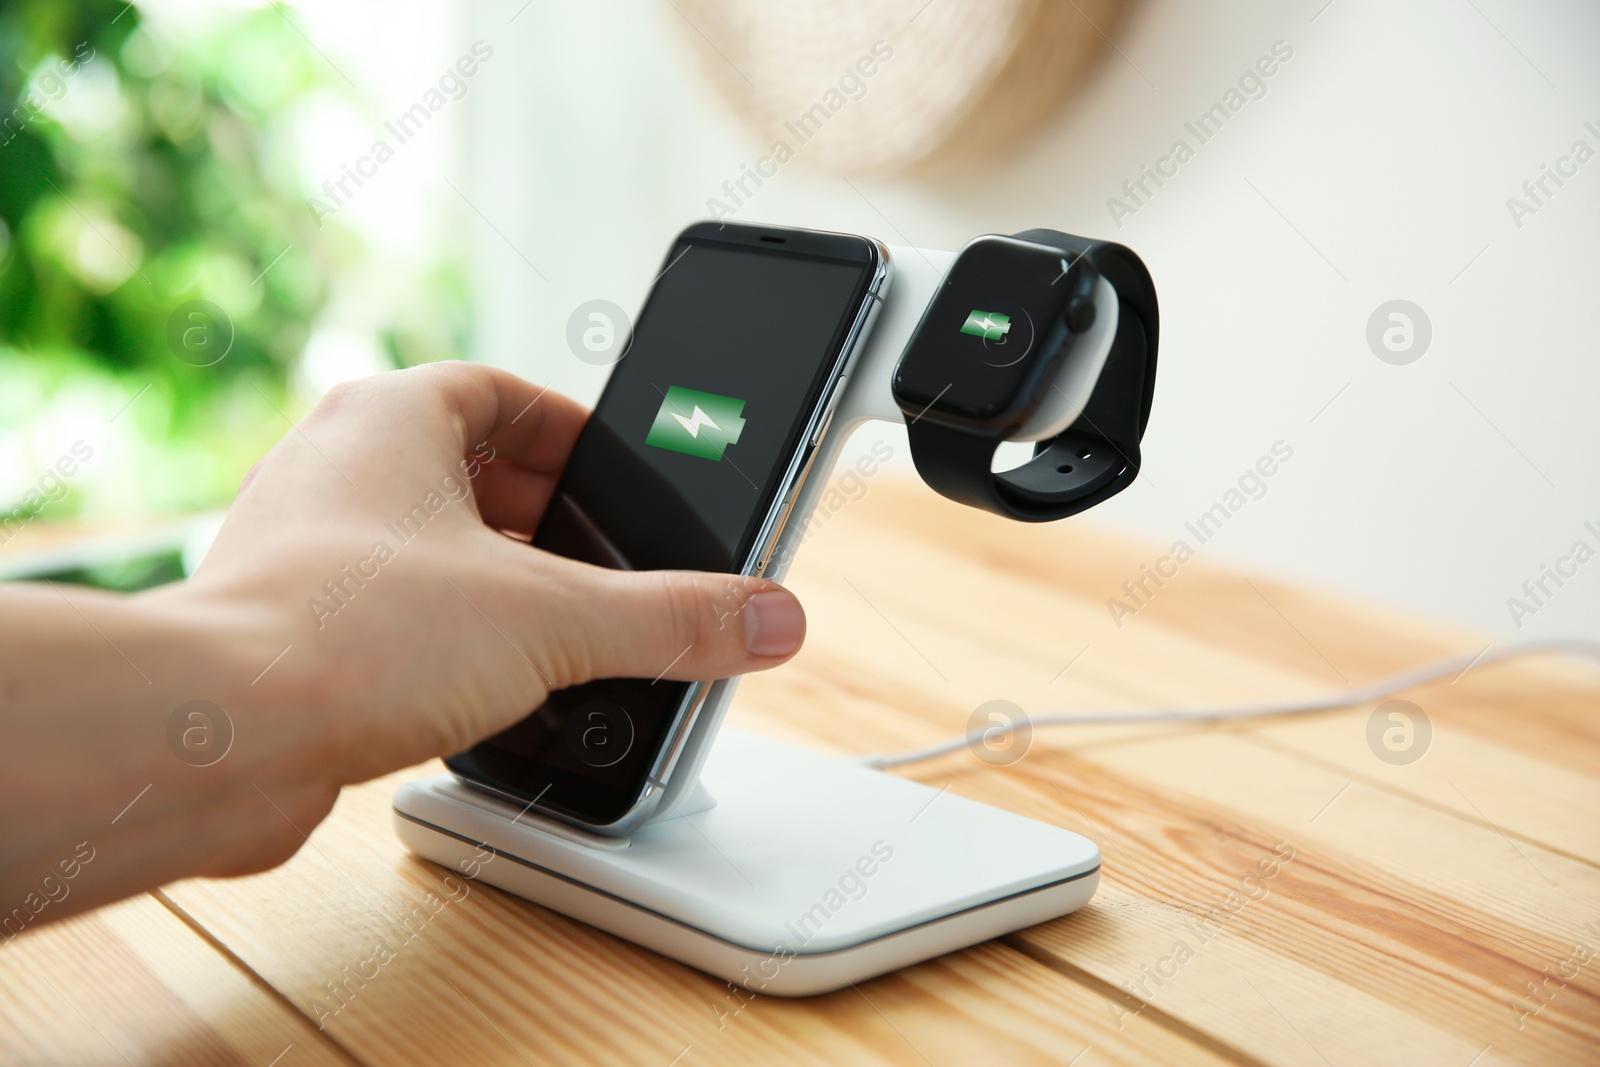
top-left (653, 246), bottom-right (1121, 818)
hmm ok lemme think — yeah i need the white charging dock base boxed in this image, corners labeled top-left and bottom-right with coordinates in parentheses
top-left (393, 730), bottom-right (1100, 996)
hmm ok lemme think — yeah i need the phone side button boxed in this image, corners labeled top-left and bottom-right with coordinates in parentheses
top-left (757, 487), bottom-right (799, 576)
top-left (811, 375), bottom-right (847, 447)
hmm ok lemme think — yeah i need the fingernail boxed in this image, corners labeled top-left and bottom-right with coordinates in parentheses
top-left (744, 591), bottom-right (805, 657)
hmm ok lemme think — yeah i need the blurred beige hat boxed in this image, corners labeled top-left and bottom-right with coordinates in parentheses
top-left (669, 0), bottom-right (1126, 175)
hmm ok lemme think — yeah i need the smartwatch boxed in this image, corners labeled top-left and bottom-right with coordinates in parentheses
top-left (891, 229), bottom-right (1159, 522)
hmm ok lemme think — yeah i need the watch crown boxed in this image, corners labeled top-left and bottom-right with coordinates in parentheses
top-left (1066, 295), bottom-right (1096, 333)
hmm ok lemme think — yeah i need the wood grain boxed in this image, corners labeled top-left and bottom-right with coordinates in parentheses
top-left (741, 484), bottom-right (1600, 1065)
top-left (10, 480), bottom-right (1599, 1065)
top-left (0, 892), bottom-right (350, 1067)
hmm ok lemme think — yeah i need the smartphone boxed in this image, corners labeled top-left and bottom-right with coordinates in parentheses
top-left (445, 221), bottom-right (888, 834)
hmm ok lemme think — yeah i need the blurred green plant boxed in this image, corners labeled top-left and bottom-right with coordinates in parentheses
top-left (0, 0), bottom-right (467, 524)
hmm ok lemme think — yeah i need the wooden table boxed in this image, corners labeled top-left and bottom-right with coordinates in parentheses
top-left (5, 482), bottom-right (1598, 1066)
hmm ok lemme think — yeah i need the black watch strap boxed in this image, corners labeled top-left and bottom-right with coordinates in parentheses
top-left (904, 230), bottom-right (1159, 522)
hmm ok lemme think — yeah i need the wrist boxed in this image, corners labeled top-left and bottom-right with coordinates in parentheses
top-left (137, 578), bottom-right (329, 789)
top-left (132, 585), bottom-right (337, 870)
top-left (140, 579), bottom-right (347, 883)
top-left (126, 580), bottom-right (340, 874)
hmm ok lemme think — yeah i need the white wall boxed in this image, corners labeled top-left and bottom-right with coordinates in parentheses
top-left (463, 0), bottom-right (1600, 642)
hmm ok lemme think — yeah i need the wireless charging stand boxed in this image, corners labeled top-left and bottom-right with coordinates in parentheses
top-left (393, 244), bottom-right (1118, 996)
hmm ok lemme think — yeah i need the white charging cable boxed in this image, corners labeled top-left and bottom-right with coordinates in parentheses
top-left (857, 639), bottom-right (1600, 770)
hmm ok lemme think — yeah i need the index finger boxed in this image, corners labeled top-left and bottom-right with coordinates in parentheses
top-left (409, 362), bottom-right (596, 536)
top-left (421, 361), bottom-right (592, 474)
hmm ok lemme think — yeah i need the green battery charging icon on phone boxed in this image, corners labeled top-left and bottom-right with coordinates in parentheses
top-left (960, 309), bottom-right (1012, 341)
top-left (646, 386), bottom-right (747, 461)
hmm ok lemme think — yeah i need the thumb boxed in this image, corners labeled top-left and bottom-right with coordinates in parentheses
top-left (540, 563), bottom-right (807, 689)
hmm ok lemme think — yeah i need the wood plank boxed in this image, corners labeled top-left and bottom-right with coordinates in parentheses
top-left (841, 484), bottom-right (1600, 778)
top-left (742, 490), bottom-right (1600, 903)
top-left (160, 764), bottom-right (1240, 1067)
top-left (738, 671), bottom-right (1600, 1064)
top-left (763, 483), bottom-right (1600, 857)
top-left (0, 892), bottom-right (351, 1067)
top-left (1018, 737), bottom-right (1600, 1066)
top-left (726, 484), bottom-right (1600, 1065)
top-left (1247, 709), bottom-right (1600, 866)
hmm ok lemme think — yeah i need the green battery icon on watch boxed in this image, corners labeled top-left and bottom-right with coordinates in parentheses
top-left (960, 309), bottom-right (1012, 341)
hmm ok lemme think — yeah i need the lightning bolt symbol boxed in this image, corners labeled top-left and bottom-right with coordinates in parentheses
top-left (670, 404), bottom-right (720, 438)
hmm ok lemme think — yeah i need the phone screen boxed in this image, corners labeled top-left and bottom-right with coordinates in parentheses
top-left (446, 223), bottom-right (879, 826)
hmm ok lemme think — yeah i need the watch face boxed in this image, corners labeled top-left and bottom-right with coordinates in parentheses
top-left (893, 235), bottom-right (1082, 428)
